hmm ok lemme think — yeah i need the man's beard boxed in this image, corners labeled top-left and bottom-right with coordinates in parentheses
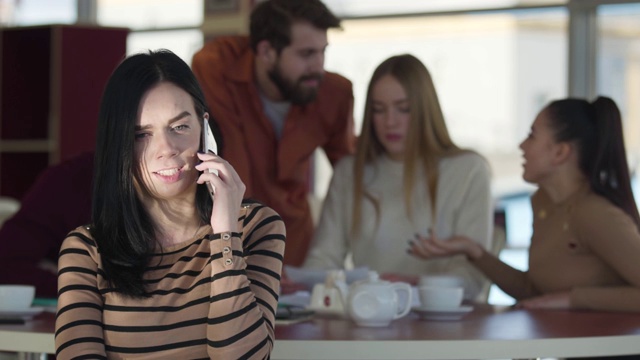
top-left (268, 63), bottom-right (323, 105)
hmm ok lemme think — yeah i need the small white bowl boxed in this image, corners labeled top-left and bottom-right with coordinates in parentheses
top-left (418, 286), bottom-right (464, 310)
top-left (0, 285), bottom-right (35, 311)
top-left (419, 275), bottom-right (464, 288)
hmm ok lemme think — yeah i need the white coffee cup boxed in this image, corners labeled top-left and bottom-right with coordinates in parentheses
top-left (419, 275), bottom-right (464, 289)
top-left (418, 286), bottom-right (463, 310)
top-left (0, 285), bottom-right (35, 311)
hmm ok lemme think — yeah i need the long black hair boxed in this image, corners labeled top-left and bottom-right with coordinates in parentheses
top-left (546, 96), bottom-right (640, 229)
top-left (91, 49), bottom-right (218, 297)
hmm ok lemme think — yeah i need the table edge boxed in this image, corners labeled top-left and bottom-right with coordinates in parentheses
top-left (271, 335), bottom-right (640, 360)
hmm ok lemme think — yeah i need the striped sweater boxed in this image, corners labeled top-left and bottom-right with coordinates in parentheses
top-left (55, 203), bottom-right (285, 359)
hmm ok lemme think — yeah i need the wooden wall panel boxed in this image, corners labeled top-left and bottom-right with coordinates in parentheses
top-left (0, 25), bottom-right (128, 199)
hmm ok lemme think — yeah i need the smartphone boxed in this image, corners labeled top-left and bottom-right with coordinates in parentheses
top-left (275, 304), bottom-right (315, 320)
top-left (201, 117), bottom-right (218, 199)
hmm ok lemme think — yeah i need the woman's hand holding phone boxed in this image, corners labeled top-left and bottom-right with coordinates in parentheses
top-left (197, 117), bottom-right (245, 233)
top-left (195, 152), bottom-right (245, 233)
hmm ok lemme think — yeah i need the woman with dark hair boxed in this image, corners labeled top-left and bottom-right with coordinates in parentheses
top-left (412, 96), bottom-right (640, 312)
top-left (55, 49), bottom-right (285, 358)
top-left (302, 54), bottom-right (492, 301)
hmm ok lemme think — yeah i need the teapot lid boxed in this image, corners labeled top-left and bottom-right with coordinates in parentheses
top-left (351, 271), bottom-right (389, 289)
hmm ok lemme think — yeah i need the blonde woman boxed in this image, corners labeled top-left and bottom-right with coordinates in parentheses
top-left (303, 54), bottom-right (492, 300)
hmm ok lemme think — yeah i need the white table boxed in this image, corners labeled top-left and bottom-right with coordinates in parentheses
top-left (271, 304), bottom-right (640, 359)
top-left (2, 305), bottom-right (640, 359)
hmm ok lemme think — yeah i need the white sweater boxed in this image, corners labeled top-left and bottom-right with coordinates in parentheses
top-left (304, 152), bottom-right (493, 300)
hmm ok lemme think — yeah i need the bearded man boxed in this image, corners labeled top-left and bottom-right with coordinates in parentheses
top-left (192, 0), bottom-right (355, 266)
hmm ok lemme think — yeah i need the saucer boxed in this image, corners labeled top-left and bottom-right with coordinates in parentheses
top-left (412, 305), bottom-right (473, 321)
top-left (0, 306), bottom-right (44, 320)
top-left (306, 305), bottom-right (347, 318)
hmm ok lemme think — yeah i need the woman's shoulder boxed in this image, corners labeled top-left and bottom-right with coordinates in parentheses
top-left (325, 155), bottom-right (358, 184)
top-left (334, 155), bottom-right (356, 173)
top-left (60, 225), bottom-right (99, 253)
top-left (444, 150), bottom-right (488, 165)
top-left (568, 190), bottom-right (640, 243)
top-left (238, 200), bottom-right (286, 242)
top-left (573, 190), bottom-right (628, 218)
top-left (440, 150), bottom-right (491, 177)
top-left (240, 199), bottom-right (285, 224)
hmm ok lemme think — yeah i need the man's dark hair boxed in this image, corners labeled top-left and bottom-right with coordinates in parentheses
top-left (250, 0), bottom-right (341, 53)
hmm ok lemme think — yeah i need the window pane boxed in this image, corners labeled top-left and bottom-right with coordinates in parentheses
top-left (597, 3), bottom-right (640, 171)
top-left (127, 30), bottom-right (203, 66)
top-left (323, 0), bottom-right (566, 18)
top-left (10, 0), bottom-right (75, 25)
top-left (324, 8), bottom-right (568, 197)
top-left (97, 0), bottom-right (203, 29)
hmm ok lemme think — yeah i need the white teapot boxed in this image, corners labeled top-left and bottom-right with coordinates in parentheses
top-left (347, 271), bottom-right (412, 327)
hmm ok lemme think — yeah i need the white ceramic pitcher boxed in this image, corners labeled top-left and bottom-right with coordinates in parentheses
top-left (346, 271), bottom-right (412, 327)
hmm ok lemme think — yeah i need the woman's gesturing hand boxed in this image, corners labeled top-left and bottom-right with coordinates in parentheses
top-left (408, 231), bottom-right (483, 261)
top-left (195, 152), bottom-right (246, 233)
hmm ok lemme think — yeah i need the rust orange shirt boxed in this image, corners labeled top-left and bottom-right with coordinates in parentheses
top-left (192, 36), bottom-right (355, 266)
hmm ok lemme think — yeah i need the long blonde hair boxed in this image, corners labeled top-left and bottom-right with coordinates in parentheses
top-left (352, 54), bottom-right (463, 235)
